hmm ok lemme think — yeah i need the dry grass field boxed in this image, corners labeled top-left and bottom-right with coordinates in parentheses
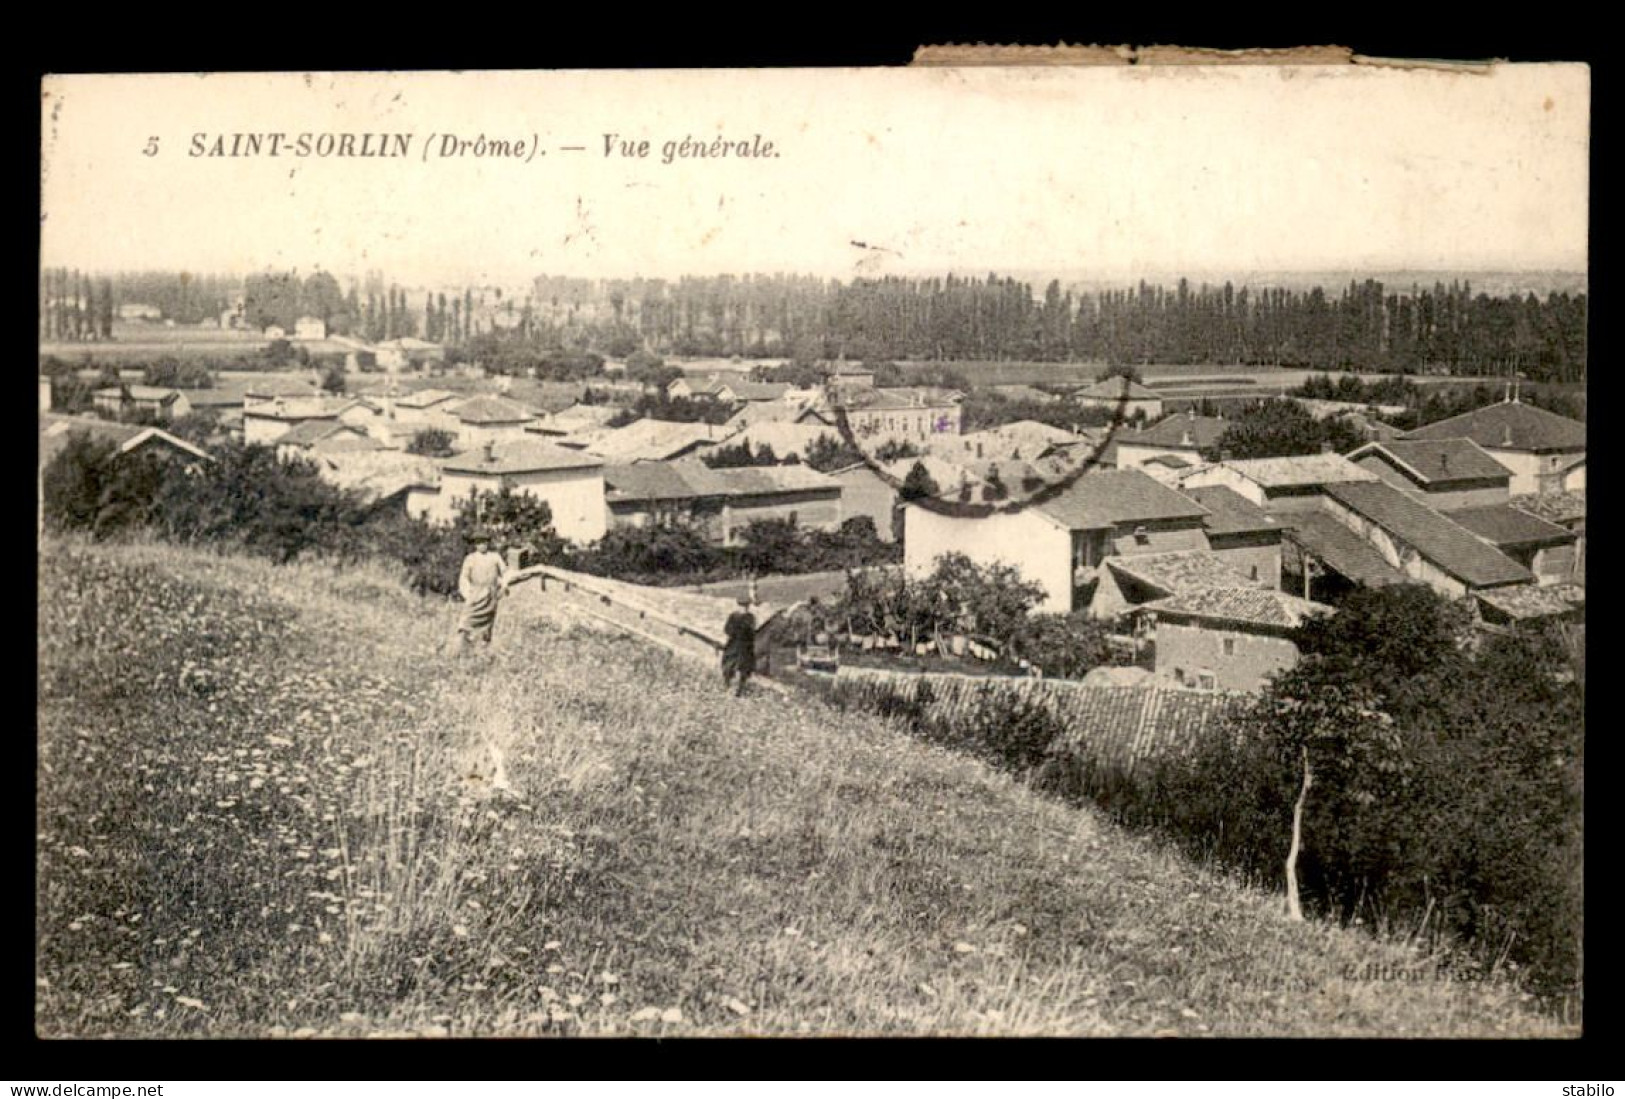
top-left (36, 537), bottom-right (1569, 1037)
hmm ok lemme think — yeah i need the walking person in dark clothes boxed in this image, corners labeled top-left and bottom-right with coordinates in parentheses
top-left (722, 595), bottom-right (757, 696)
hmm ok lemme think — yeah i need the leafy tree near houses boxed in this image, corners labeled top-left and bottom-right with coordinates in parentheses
top-left (42, 434), bottom-right (181, 540)
top-left (703, 440), bottom-right (780, 469)
top-left (1007, 613), bottom-right (1111, 679)
top-left (914, 552), bottom-right (1045, 653)
top-left (1204, 398), bottom-right (1365, 461)
top-left (405, 428), bottom-right (458, 458)
top-left (571, 521), bottom-right (723, 583)
top-left (899, 460), bottom-right (941, 502)
top-left (319, 365), bottom-right (347, 395)
top-left (143, 357), bottom-right (214, 389)
top-left (164, 411), bottom-right (226, 448)
top-left (1097, 363), bottom-right (1144, 383)
top-left (1253, 674), bottom-right (1403, 921)
top-left (261, 339), bottom-right (308, 369)
top-left (803, 434), bottom-right (865, 473)
top-left (42, 434), bottom-right (120, 532)
top-left (450, 484), bottom-right (564, 570)
top-left (150, 442), bottom-right (364, 564)
top-left (1224, 584), bottom-right (1584, 1000)
top-left (624, 348), bottom-right (680, 391)
top-left (873, 439), bottom-right (923, 463)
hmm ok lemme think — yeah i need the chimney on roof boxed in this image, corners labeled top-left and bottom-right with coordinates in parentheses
top-left (1181, 429), bottom-right (1194, 448)
top-left (483, 439), bottom-right (496, 464)
top-left (1502, 423), bottom-right (1515, 448)
top-left (1187, 408), bottom-right (1196, 421)
top-left (1319, 441), bottom-right (1335, 454)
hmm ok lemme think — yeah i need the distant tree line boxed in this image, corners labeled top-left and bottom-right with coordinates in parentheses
top-left (518, 273), bottom-right (1589, 384)
top-left (44, 269), bottom-right (1587, 386)
top-left (40, 269), bottom-right (115, 341)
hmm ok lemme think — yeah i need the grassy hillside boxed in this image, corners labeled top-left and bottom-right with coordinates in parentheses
top-left (36, 538), bottom-right (1567, 1037)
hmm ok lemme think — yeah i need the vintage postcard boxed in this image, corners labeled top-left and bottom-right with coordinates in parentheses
top-left (38, 64), bottom-right (1586, 1041)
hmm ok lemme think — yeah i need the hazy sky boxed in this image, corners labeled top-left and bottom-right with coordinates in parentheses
top-left (40, 65), bottom-right (1589, 287)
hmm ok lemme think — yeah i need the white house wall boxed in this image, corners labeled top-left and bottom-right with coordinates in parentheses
top-left (1483, 447), bottom-right (1585, 498)
top-left (904, 507), bottom-right (1074, 613)
top-left (432, 468), bottom-right (608, 543)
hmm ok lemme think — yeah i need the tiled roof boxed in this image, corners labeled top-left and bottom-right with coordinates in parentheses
top-left (1348, 438), bottom-right (1512, 485)
top-left (310, 434), bottom-right (383, 455)
top-left (725, 381), bottom-right (790, 401)
top-left (175, 387), bottom-right (246, 408)
top-left (840, 386), bottom-right (962, 412)
top-left (451, 396), bottom-right (535, 424)
top-left (724, 399), bottom-right (826, 432)
top-left (725, 422), bottom-right (839, 459)
top-left (1142, 586), bottom-right (1332, 630)
top-left (957, 457), bottom-right (1048, 490)
top-left (1074, 376), bottom-right (1163, 401)
top-left (1474, 583), bottom-right (1585, 621)
top-left (319, 452), bottom-right (441, 497)
top-left (1034, 469), bottom-right (1210, 530)
top-left (1079, 665), bottom-right (1155, 688)
top-left (673, 376), bottom-right (731, 396)
top-left (978, 420), bottom-right (1084, 447)
top-left (275, 420), bottom-right (366, 448)
top-left (1282, 511), bottom-right (1408, 587)
top-left (1511, 490), bottom-right (1586, 527)
top-left (881, 457), bottom-right (986, 499)
top-left (1123, 413), bottom-right (1229, 450)
top-left (532, 404), bottom-right (625, 433)
top-left (1181, 484), bottom-right (1283, 535)
top-left (394, 388), bottom-right (462, 409)
top-left (1144, 454), bottom-right (1193, 470)
top-left (1403, 400), bottom-right (1586, 451)
top-left (1323, 480), bottom-right (1533, 588)
top-left (1220, 453), bottom-right (1378, 489)
top-left (244, 378), bottom-right (320, 399)
top-left (1449, 503), bottom-right (1576, 549)
top-left (677, 461), bottom-right (840, 497)
top-left (442, 438), bottom-right (604, 475)
top-left (603, 462), bottom-right (709, 502)
top-left (243, 398), bottom-right (349, 421)
top-left (94, 385), bottom-right (182, 403)
top-left (571, 419), bottom-right (722, 463)
top-left (39, 414), bottom-right (210, 468)
top-left (1105, 550), bottom-right (1256, 596)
